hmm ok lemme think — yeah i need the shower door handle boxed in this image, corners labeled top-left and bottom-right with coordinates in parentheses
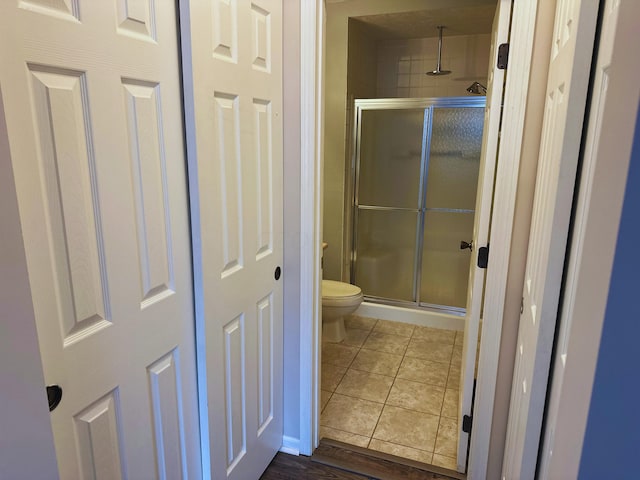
top-left (460, 240), bottom-right (473, 251)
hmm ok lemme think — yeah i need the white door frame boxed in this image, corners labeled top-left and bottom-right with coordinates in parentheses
top-left (298, 0), bottom-right (325, 456)
top-left (297, 1), bottom-right (543, 475)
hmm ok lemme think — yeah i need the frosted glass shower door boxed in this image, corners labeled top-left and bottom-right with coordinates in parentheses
top-left (420, 107), bottom-right (485, 308)
top-left (353, 108), bottom-right (426, 301)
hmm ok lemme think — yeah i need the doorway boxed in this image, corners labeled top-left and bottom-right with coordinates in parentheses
top-left (317, 1), bottom-right (501, 473)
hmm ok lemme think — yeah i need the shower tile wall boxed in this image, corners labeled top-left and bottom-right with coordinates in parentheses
top-left (320, 316), bottom-right (463, 470)
top-left (376, 34), bottom-right (491, 98)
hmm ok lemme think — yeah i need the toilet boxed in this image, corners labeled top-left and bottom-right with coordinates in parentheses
top-left (322, 280), bottom-right (364, 343)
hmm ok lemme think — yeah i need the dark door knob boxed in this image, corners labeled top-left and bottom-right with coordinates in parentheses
top-left (460, 240), bottom-right (473, 251)
top-left (274, 266), bottom-right (281, 280)
top-left (47, 385), bottom-right (62, 412)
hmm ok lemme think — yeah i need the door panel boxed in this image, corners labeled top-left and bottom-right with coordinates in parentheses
top-left (357, 108), bottom-right (425, 209)
top-left (424, 108), bottom-right (483, 211)
top-left (0, 2), bottom-right (200, 478)
top-left (502, 0), bottom-right (600, 478)
top-left (420, 211), bottom-right (475, 309)
top-left (355, 208), bottom-right (419, 301)
top-left (186, 0), bottom-right (284, 478)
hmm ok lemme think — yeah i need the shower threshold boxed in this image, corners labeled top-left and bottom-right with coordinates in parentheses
top-left (356, 297), bottom-right (465, 331)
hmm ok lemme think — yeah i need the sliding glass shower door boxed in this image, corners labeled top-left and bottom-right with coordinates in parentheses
top-left (351, 98), bottom-right (485, 313)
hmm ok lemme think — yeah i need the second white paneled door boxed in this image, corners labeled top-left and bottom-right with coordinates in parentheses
top-left (184, 0), bottom-right (284, 478)
top-left (0, 0), bottom-right (201, 478)
top-left (502, 0), bottom-right (600, 478)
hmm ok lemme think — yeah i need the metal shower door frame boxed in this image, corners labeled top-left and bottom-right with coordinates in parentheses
top-left (350, 96), bottom-right (486, 313)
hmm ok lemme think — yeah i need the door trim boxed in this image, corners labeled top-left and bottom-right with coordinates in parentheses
top-left (468, 0), bottom-right (543, 477)
top-left (298, 0), bottom-right (324, 456)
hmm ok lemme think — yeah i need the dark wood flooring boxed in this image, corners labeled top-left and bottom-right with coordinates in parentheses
top-left (260, 440), bottom-right (461, 480)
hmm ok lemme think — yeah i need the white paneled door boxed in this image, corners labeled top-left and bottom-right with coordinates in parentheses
top-left (0, 1), bottom-right (201, 479)
top-left (184, 0), bottom-right (284, 478)
top-left (539, 1), bottom-right (625, 475)
top-left (502, 0), bottom-right (600, 478)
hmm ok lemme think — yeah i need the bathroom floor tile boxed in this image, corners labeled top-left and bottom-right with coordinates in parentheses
top-left (442, 388), bottom-right (459, 418)
top-left (320, 393), bottom-right (383, 437)
top-left (335, 369), bottom-right (394, 403)
top-left (434, 416), bottom-right (458, 458)
top-left (345, 315), bottom-right (377, 331)
top-left (373, 319), bottom-right (415, 337)
top-left (397, 357), bottom-right (449, 387)
top-left (340, 328), bottom-right (371, 348)
top-left (412, 326), bottom-right (456, 345)
top-left (451, 345), bottom-right (463, 367)
top-left (318, 316), bottom-right (461, 468)
top-left (405, 339), bottom-right (453, 364)
top-left (322, 343), bottom-right (359, 368)
top-left (362, 332), bottom-right (410, 356)
top-left (320, 426), bottom-right (370, 448)
top-left (372, 405), bottom-right (439, 452)
top-left (368, 439), bottom-right (433, 464)
top-left (386, 378), bottom-right (445, 415)
top-left (320, 390), bottom-right (332, 412)
top-left (432, 453), bottom-right (457, 470)
top-left (350, 348), bottom-right (403, 377)
top-left (447, 364), bottom-right (461, 389)
top-left (321, 363), bottom-right (347, 391)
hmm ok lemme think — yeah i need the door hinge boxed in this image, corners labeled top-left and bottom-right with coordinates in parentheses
top-left (477, 245), bottom-right (489, 269)
top-left (462, 414), bottom-right (473, 434)
top-left (497, 43), bottom-right (509, 69)
top-left (463, 379), bottom-right (477, 434)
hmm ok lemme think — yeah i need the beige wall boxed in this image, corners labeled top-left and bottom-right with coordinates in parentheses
top-left (323, 0), bottom-right (495, 281)
top-left (347, 19), bottom-right (379, 99)
top-left (339, 19), bottom-right (380, 282)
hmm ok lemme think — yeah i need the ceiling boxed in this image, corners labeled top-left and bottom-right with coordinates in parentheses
top-left (352, 5), bottom-right (497, 39)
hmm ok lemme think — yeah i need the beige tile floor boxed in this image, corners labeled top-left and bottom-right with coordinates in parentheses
top-left (320, 315), bottom-right (462, 470)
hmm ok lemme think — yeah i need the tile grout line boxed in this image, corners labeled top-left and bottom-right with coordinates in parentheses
top-left (365, 322), bottom-right (414, 450)
top-left (366, 339), bottom-right (404, 450)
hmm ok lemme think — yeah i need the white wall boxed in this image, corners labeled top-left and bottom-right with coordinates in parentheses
top-left (0, 88), bottom-right (59, 478)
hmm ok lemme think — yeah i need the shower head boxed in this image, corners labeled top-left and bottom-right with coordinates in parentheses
top-left (426, 26), bottom-right (451, 76)
top-left (467, 82), bottom-right (487, 95)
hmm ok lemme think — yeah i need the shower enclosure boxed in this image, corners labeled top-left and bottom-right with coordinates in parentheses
top-left (351, 97), bottom-right (485, 313)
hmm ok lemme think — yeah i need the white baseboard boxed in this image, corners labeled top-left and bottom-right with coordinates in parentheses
top-left (355, 302), bottom-right (465, 331)
top-left (280, 435), bottom-right (300, 455)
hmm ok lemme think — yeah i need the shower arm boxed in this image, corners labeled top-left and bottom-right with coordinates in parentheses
top-left (436, 27), bottom-right (444, 71)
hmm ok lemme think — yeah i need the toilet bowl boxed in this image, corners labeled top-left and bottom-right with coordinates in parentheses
top-left (322, 280), bottom-right (364, 343)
